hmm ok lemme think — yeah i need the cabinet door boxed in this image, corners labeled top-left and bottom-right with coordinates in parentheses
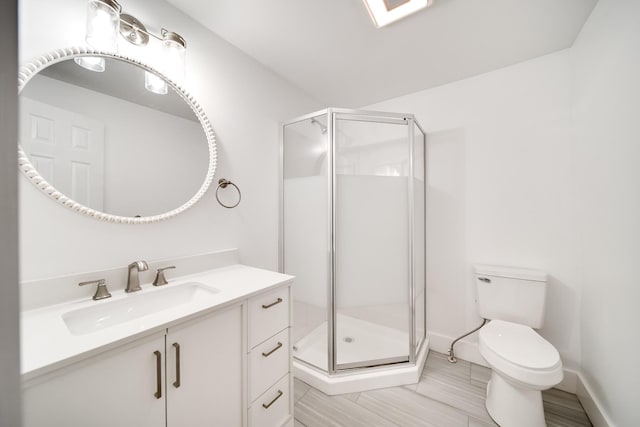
top-left (23, 332), bottom-right (166, 427)
top-left (166, 304), bottom-right (243, 427)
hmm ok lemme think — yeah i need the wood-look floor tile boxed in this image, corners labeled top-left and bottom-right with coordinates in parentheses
top-left (470, 363), bottom-right (491, 387)
top-left (294, 378), bottom-right (311, 403)
top-left (292, 350), bottom-right (591, 427)
top-left (468, 416), bottom-right (498, 427)
top-left (415, 378), bottom-right (491, 423)
top-left (546, 411), bottom-right (593, 427)
top-left (357, 386), bottom-right (469, 427)
top-left (343, 392), bottom-right (360, 403)
top-left (416, 353), bottom-right (492, 422)
top-left (403, 382), bottom-right (419, 392)
top-left (296, 388), bottom-right (399, 427)
top-left (543, 388), bottom-right (592, 426)
top-left (422, 352), bottom-right (472, 382)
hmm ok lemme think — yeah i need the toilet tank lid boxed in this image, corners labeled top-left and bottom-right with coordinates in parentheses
top-left (474, 265), bottom-right (547, 282)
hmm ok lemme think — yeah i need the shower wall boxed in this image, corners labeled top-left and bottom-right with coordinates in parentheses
top-left (336, 175), bottom-right (408, 308)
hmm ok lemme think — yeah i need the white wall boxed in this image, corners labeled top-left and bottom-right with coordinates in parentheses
top-left (0, 0), bottom-right (20, 425)
top-left (571, 0), bottom-right (640, 425)
top-left (366, 51), bottom-right (581, 367)
top-left (19, 0), bottom-right (323, 281)
top-left (366, 1), bottom-right (640, 423)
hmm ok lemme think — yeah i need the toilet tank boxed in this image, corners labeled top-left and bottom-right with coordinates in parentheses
top-left (474, 265), bottom-right (548, 329)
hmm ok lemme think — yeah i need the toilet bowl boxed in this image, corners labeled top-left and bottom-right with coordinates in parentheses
top-left (479, 319), bottom-right (563, 427)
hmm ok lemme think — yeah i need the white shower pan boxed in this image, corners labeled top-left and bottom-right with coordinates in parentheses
top-left (293, 314), bottom-right (430, 395)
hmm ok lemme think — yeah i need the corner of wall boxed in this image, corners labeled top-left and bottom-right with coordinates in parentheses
top-left (576, 373), bottom-right (614, 427)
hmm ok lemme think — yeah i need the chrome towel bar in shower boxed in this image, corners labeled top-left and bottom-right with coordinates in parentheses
top-left (215, 178), bottom-right (241, 208)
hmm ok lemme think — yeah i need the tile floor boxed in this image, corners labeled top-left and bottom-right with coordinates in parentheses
top-left (293, 351), bottom-right (592, 427)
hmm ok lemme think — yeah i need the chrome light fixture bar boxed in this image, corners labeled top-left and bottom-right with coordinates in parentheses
top-left (118, 14), bottom-right (188, 94)
top-left (362, 0), bottom-right (434, 28)
top-left (77, 0), bottom-right (187, 95)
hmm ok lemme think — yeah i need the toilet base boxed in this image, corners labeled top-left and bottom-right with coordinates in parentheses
top-left (485, 371), bottom-right (546, 427)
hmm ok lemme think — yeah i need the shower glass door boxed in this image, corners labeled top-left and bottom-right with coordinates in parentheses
top-left (333, 113), bottom-right (412, 370)
top-left (282, 112), bottom-right (330, 372)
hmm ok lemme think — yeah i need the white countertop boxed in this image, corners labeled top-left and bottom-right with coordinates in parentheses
top-left (21, 264), bottom-right (293, 381)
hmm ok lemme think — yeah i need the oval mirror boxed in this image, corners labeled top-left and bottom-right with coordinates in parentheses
top-left (18, 48), bottom-right (217, 224)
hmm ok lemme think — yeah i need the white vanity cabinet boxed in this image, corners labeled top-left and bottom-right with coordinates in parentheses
top-left (22, 331), bottom-right (167, 427)
top-left (21, 269), bottom-right (294, 427)
top-left (247, 286), bottom-right (294, 427)
top-left (22, 304), bottom-right (243, 427)
top-left (166, 303), bottom-right (242, 426)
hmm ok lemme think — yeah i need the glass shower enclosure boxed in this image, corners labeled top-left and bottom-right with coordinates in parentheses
top-left (280, 108), bottom-right (426, 382)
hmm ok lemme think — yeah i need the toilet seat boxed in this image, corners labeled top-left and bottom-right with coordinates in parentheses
top-left (479, 320), bottom-right (563, 389)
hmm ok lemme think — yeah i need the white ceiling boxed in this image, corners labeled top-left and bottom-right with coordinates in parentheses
top-left (167, 0), bottom-right (598, 107)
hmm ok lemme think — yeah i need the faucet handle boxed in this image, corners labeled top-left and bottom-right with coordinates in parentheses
top-left (153, 266), bottom-right (176, 286)
top-left (79, 279), bottom-right (112, 301)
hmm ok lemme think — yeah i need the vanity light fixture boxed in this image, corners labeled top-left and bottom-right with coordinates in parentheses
top-left (77, 0), bottom-right (188, 95)
top-left (161, 30), bottom-right (187, 84)
top-left (75, 0), bottom-right (122, 72)
top-left (362, 0), bottom-right (434, 28)
top-left (144, 30), bottom-right (187, 95)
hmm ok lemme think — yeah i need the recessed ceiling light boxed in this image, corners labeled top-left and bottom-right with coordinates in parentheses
top-left (362, 0), bottom-right (434, 28)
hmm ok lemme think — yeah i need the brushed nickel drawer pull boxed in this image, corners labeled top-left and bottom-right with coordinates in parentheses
top-left (262, 342), bottom-right (283, 357)
top-left (153, 350), bottom-right (162, 399)
top-left (262, 298), bottom-right (283, 309)
top-left (262, 390), bottom-right (283, 409)
top-left (173, 343), bottom-right (181, 388)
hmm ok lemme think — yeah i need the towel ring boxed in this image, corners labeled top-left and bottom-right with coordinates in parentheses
top-left (215, 178), bottom-right (241, 209)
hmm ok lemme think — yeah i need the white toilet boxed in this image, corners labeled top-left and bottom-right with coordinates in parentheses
top-left (475, 265), bottom-right (563, 427)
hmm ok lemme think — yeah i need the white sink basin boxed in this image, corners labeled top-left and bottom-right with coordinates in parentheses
top-left (62, 282), bottom-right (219, 335)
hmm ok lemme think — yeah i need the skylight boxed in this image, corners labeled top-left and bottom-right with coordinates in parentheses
top-left (362, 0), bottom-right (433, 28)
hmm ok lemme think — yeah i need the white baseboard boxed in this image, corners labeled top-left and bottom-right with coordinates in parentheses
top-left (576, 373), bottom-right (614, 427)
top-left (428, 331), bottom-right (577, 394)
top-left (556, 368), bottom-right (578, 394)
top-left (428, 331), bottom-right (487, 366)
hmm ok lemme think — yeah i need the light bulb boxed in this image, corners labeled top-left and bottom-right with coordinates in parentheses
top-left (145, 71), bottom-right (168, 95)
top-left (85, 0), bottom-right (121, 51)
top-left (74, 56), bottom-right (106, 72)
top-left (162, 31), bottom-right (186, 84)
top-left (78, 0), bottom-right (121, 72)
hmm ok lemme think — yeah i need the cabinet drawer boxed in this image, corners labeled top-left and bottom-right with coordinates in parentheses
top-left (249, 328), bottom-right (289, 402)
top-left (249, 374), bottom-right (291, 427)
top-left (248, 286), bottom-right (289, 348)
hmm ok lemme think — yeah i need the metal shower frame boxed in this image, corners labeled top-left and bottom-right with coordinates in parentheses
top-left (279, 107), bottom-right (427, 376)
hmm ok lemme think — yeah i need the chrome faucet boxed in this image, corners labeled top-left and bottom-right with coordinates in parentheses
top-left (126, 260), bottom-right (149, 293)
